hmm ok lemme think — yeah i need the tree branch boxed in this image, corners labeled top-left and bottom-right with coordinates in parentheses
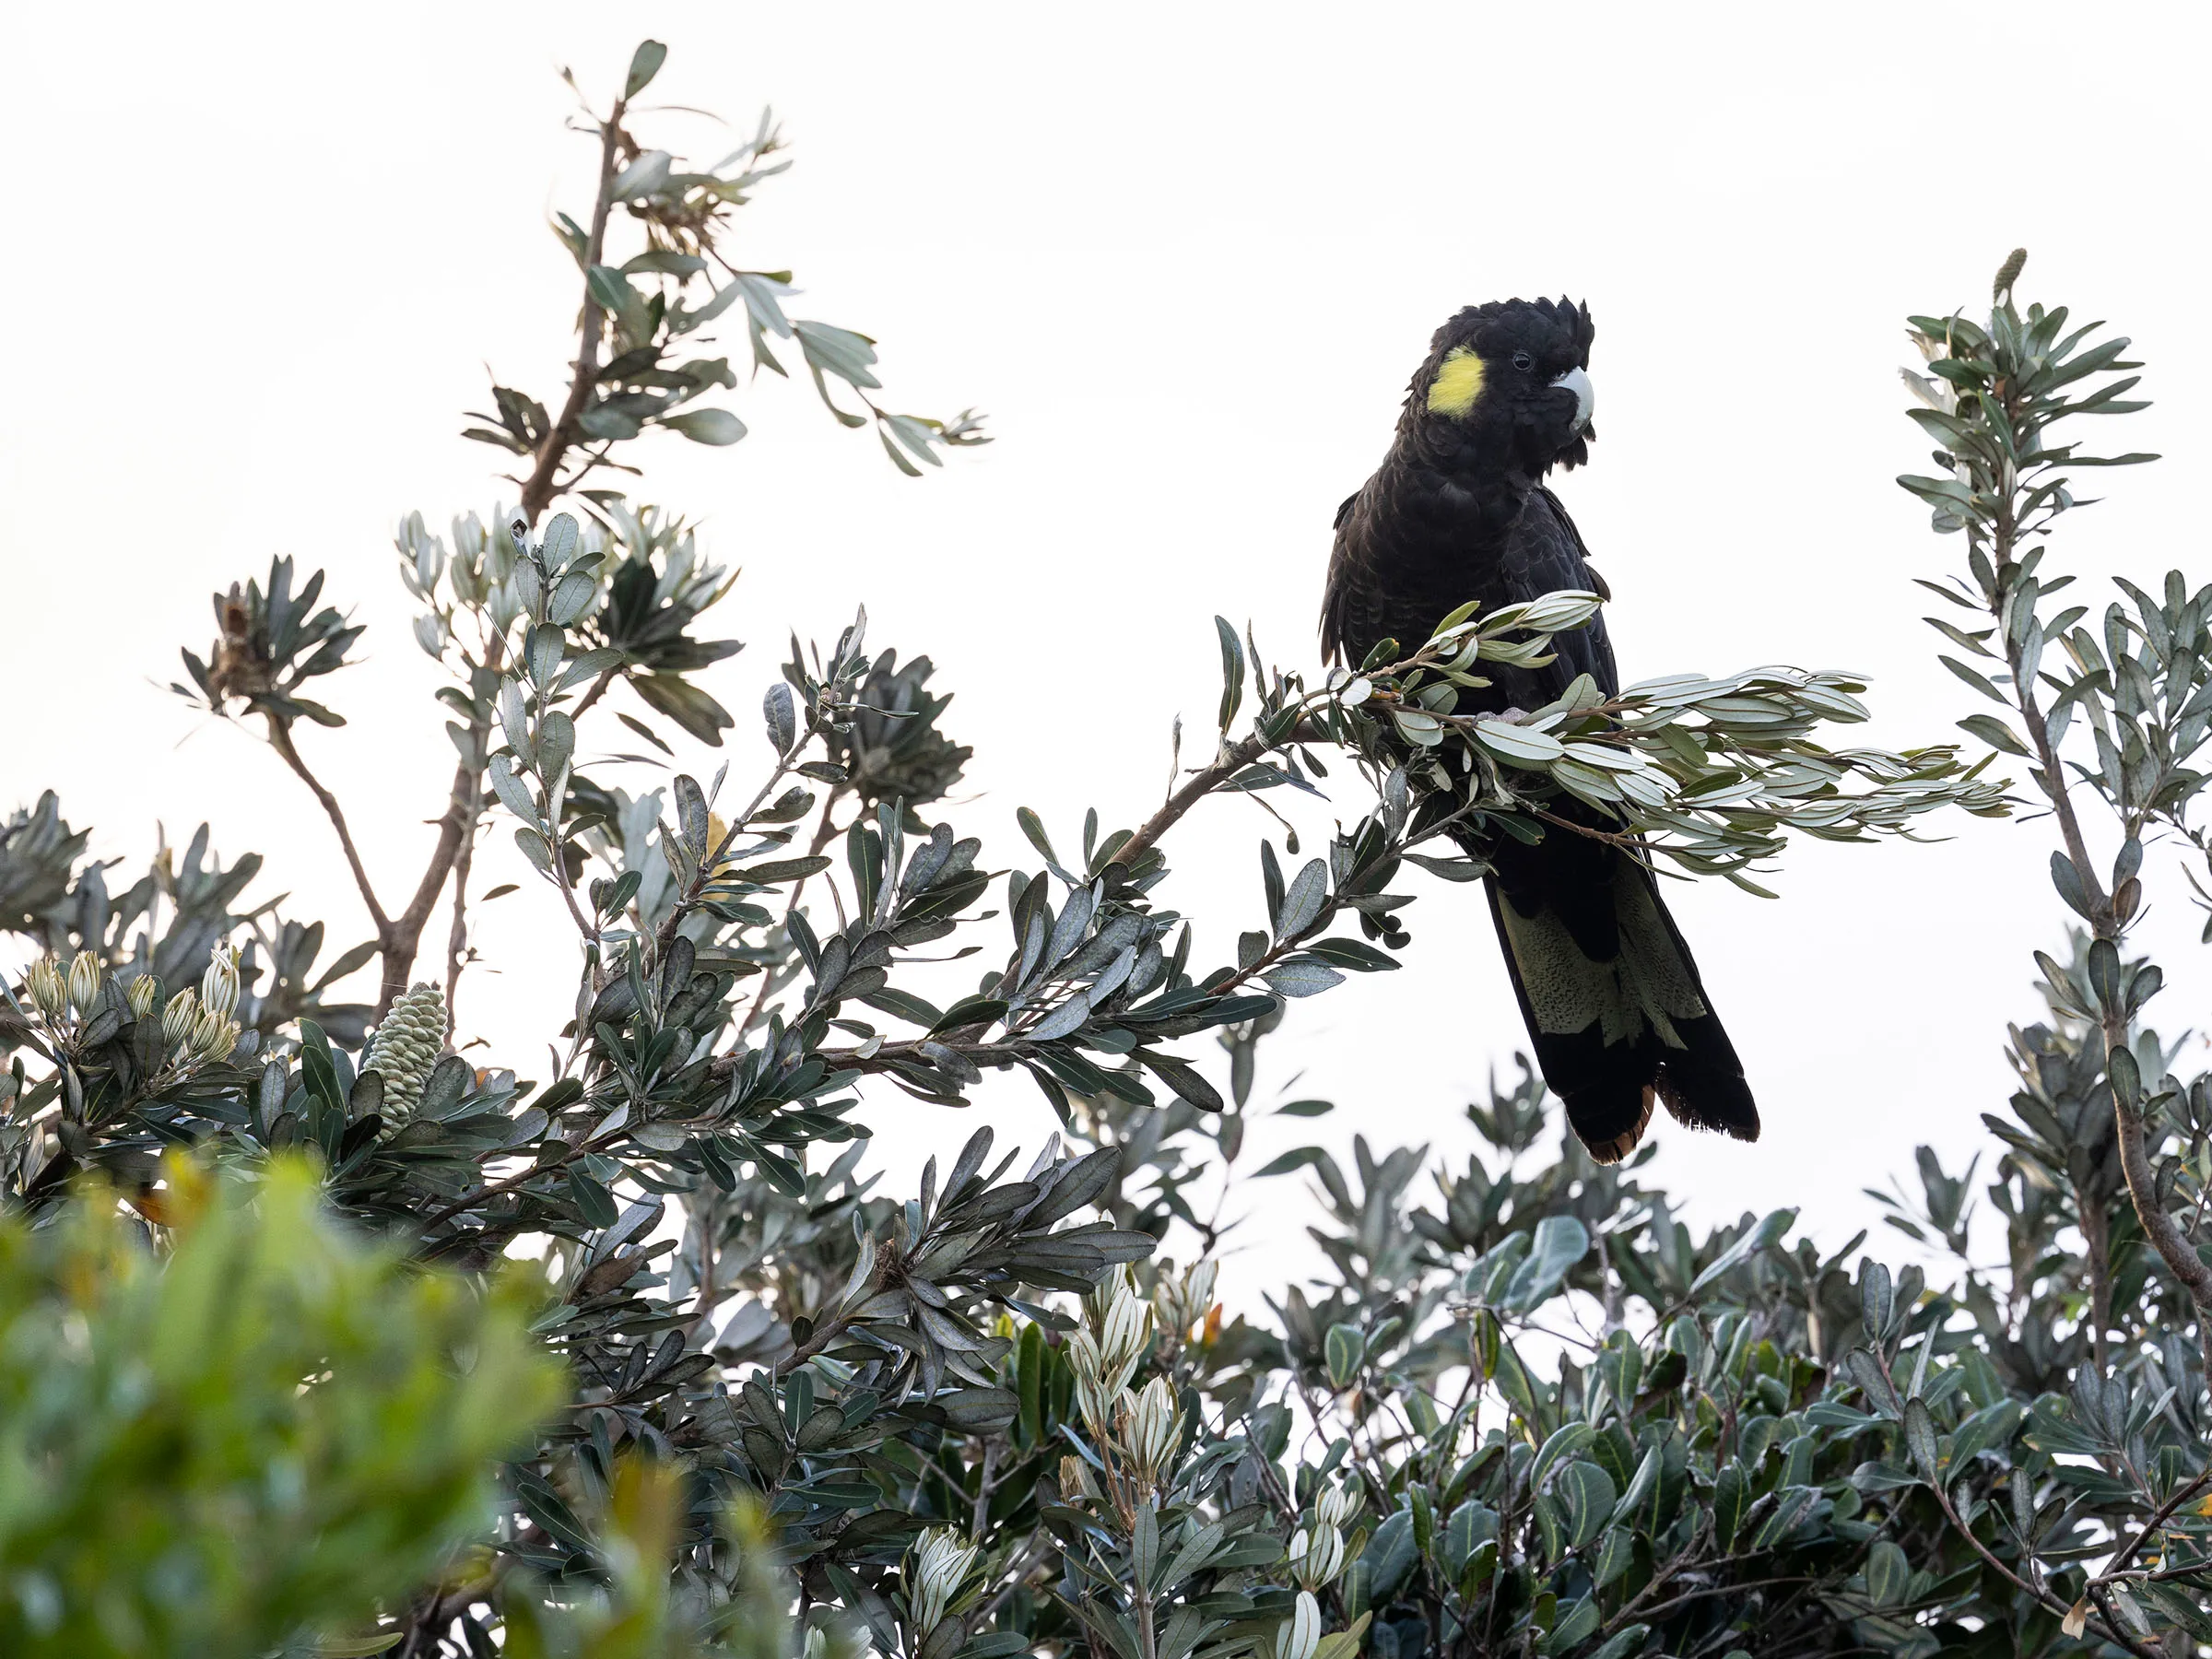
top-left (2095, 1469), bottom-right (2212, 1591)
top-left (442, 785), bottom-right (487, 1033)
top-left (1987, 486), bottom-right (2212, 1385)
top-left (517, 98), bottom-right (629, 525)
top-left (2078, 1177), bottom-right (2113, 1373)
top-left (1105, 732), bottom-right (1272, 874)
top-left (264, 715), bottom-right (392, 936)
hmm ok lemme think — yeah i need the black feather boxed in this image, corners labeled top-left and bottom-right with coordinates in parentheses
top-left (1323, 299), bottom-right (1758, 1162)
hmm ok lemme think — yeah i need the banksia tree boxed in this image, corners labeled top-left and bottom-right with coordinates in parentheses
top-left (8, 32), bottom-right (2208, 1659)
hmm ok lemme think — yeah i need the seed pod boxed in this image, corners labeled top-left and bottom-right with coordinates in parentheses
top-left (1097, 1282), bottom-right (1152, 1389)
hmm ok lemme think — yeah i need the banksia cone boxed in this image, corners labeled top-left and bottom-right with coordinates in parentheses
top-left (361, 982), bottom-right (447, 1119)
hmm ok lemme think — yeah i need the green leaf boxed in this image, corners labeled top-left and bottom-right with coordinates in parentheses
top-left (1504, 1215), bottom-right (1590, 1312)
top-left (661, 408), bottom-right (748, 446)
top-left (633, 674), bottom-right (735, 746)
top-left (1471, 719), bottom-right (1566, 767)
top-left (1689, 1208), bottom-right (1796, 1294)
top-left (1583, 1628), bottom-right (1651, 1659)
top-left (1139, 1051), bottom-right (1223, 1112)
top-left (732, 856), bottom-right (832, 886)
top-left (1539, 1595), bottom-right (1597, 1653)
top-left (1530, 1424), bottom-right (1593, 1494)
top-left (568, 1169), bottom-right (620, 1230)
top-left (624, 39), bottom-right (668, 98)
top-left (1557, 1461), bottom-right (1618, 1548)
top-left (1712, 1459), bottom-right (1749, 1546)
top-left (1865, 1538), bottom-right (1911, 1606)
top-left (1938, 653), bottom-right (2008, 702)
top-left (1362, 1509), bottom-right (1418, 1601)
top-left (1324, 1324), bottom-right (1364, 1389)
top-left (2049, 852), bottom-right (2097, 921)
top-left (1957, 712), bottom-right (2030, 756)
top-left (1262, 959), bottom-right (1344, 999)
top-left (1611, 1444), bottom-right (1659, 1527)
top-left (1215, 616), bottom-right (1245, 732)
top-left (1860, 1262), bottom-right (1894, 1343)
top-left (1903, 1397), bottom-right (1939, 1479)
top-left (540, 513), bottom-right (579, 569)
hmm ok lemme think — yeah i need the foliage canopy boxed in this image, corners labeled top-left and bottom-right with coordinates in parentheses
top-left (5, 41), bottom-right (2212, 1659)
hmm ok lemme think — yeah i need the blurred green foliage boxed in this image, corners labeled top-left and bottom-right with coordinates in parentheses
top-left (0, 1156), bottom-right (559, 1656)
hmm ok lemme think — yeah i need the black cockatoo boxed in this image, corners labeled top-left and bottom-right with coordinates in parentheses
top-left (1321, 298), bottom-right (1759, 1162)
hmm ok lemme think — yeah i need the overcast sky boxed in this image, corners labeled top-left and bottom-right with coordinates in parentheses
top-left (6, 3), bottom-right (2210, 1295)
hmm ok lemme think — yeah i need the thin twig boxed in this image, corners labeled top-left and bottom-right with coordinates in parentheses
top-left (380, 753), bottom-right (492, 1018)
top-left (264, 717), bottom-right (391, 935)
top-left (442, 786), bottom-right (486, 1033)
top-left (742, 795), bottom-right (845, 1032)
top-left (518, 100), bottom-right (629, 524)
top-left (2094, 1469), bottom-right (2212, 1589)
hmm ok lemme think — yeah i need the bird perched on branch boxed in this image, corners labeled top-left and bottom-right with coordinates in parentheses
top-left (1321, 299), bottom-right (1758, 1162)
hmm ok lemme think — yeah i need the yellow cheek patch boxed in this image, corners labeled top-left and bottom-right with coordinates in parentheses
top-left (1426, 347), bottom-right (1486, 417)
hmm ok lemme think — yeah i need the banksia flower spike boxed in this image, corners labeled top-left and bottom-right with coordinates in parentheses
top-left (1067, 1272), bottom-right (1151, 1435)
top-left (66, 950), bottom-right (102, 1015)
top-left (1116, 1375), bottom-right (1183, 1488)
top-left (163, 989), bottom-right (200, 1051)
top-left (187, 1001), bottom-right (237, 1062)
top-left (1312, 1481), bottom-right (1363, 1535)
top-left (905, 1527), bottom-right (980, 1637)
top-left (1286, 1524), bottom-right (1346, 1591)
top-left (24, 958), bottom-right (68, 1023)
top-left (200, 941), bottom-right (241, 1021)
top-left (361, 982), bottom-right (448, 1119)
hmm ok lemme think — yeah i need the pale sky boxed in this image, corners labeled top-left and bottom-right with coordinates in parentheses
top-left (6, 3), bottom-right (2210, 1297)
